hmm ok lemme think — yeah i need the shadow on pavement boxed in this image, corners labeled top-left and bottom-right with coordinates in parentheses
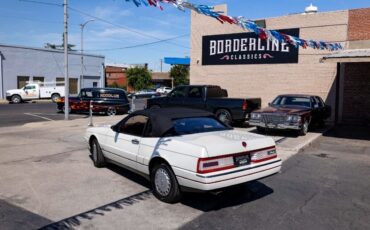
top-left (324, 124), bottom-right (370, 141)
top-left (0, 199), bottom-right (52, 230)
top-left (38, 190), bottom-right (152, 230)
top-left (247, 124), bottom-right (330, 138)
top-left (181, 181), bottom-right (274, 212)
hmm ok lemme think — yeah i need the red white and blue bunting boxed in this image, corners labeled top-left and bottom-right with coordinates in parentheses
top-left (124, 0), bottom-right (343, 51)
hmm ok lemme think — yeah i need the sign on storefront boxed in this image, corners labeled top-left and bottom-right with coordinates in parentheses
top-left (202, 28), bottom-right (299, 65)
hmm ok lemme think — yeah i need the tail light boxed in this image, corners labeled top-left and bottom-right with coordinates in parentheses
top-left (197, 146), bottom-right (278, 174)
top-left (242, 100), bottom-right (248, 110)
top-left (250, 147), bottom-right (277, 163)
top-left (197, 156), bottom-right (235, 174)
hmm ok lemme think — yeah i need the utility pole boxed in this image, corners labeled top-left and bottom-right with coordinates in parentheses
top-left (80, 19), bottom-right (95, 90)
top-left (64, 0), bottom-right (69, 120)
top-left (160, 59), bottom-right (163, 72)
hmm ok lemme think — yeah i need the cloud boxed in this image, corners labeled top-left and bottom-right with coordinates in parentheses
top-left (93, 5), bottom-right (132, 22)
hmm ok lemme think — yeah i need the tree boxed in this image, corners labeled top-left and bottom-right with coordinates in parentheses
top-left (126, 67), bottom-right (152, 91)
top-left (170, 65), bottom-right (189, 86)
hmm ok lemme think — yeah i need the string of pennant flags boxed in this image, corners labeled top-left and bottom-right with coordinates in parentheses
top-left (124, 0), bottom-right (343, 51)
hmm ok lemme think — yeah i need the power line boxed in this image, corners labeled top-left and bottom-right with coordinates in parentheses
top-left (0, 14), bottom-right (80, 26)
top-left (18, 0), bottom-right (62, 7)
top-left (18, 0), bottom-right (190, 49)
top-left (68, 7), bottom-right (190, 49)
top-left (86, 34), bottom-right (189, 51)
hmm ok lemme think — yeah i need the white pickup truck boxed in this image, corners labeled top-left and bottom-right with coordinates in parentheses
top-left (6, 83), bottom-right (65, 103)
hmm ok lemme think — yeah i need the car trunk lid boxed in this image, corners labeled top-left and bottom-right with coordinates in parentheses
top-left (172, 130), bottom-right (275, 158)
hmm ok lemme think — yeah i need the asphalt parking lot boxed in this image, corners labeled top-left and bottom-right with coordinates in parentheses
top-left (0, 99), bottom-right (147, 128)
top-left (0, 104), bottom-right (369, 230)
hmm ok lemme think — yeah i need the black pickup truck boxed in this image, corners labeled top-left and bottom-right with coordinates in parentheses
top-left (146, 85), bottom-right (261, 125)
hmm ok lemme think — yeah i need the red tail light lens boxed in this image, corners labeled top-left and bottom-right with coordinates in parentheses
top-left (197, 146), bottom-right (277, 174)
top-left (242, 100), bottom-right (248, 110)
top-left (250, 148), bottom-right (277, 163)
top-left (197, 156), bottom-right (235, 174)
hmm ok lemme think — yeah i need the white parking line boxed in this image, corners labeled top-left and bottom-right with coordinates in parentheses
top-left (24, 113), bottom-right (54, 121)
top-left (32, 113), bottom-right (83, 117)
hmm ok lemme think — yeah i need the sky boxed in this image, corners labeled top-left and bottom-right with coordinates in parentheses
top-left (0, 0), bottom-right (369, 71)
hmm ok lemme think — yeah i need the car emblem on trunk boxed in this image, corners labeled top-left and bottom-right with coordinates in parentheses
top-left (242, 142), bottom-right (247, 148)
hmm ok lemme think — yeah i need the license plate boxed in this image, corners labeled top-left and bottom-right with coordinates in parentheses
top-left (234, 155), bottom-right (250, 167)
top-left (267, 123), bottom-right (276, 128)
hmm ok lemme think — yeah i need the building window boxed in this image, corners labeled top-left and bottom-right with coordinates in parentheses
top-left (33, 76), bottom-right (44, 84)
top-left (93, 82), bottom-right (98, 88)
top-left (56, 77), bottom-right (65, 86)
top-left (17, 76), bottom-right (29, 89)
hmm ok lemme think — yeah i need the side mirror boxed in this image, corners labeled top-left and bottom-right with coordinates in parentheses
top-left (314, 104), bottom-right (319, 109)
top-left (111, 125), bottom-right (119, 132)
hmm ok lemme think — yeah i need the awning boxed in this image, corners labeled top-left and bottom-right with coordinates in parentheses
top-left (321, 49), bottom-right (370, 63)
top-left (164, 57), bottom-right (190, 65)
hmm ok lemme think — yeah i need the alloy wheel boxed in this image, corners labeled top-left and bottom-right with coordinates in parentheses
top-left (107, 107), bottom-right (117, 116)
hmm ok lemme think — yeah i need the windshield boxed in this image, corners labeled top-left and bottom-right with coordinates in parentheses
top-left (171, 117), bottom-right (230, 135)
top-left (272, 96), bottom-right (311, 108)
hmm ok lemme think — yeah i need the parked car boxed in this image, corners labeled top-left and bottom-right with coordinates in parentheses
top-left (57, 88), bottom-right (130, 116)
top-left (249, 94), bottom-right (331, 135)
top-left (85, 108), bottom-right (281, 203)
top-left (156, 86), bottom-right (172, 94)
top-left (6, 82), bottom-right (65, 103)
top-left (129, 89), bottom-right (160, 99)
top-left (147, 85), bottom-right (261, 126)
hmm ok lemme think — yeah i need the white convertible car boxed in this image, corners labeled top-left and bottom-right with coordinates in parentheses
top-left (85, 108), bottom-right (282, 203)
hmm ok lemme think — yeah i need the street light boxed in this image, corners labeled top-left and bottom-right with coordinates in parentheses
top-left (80, 19), bottom-right (95, 90)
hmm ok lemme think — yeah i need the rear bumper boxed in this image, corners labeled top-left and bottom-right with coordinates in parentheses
top-left (232, 111), bottom-right (251, 122)
top-left (249, 120), bottom-right (301, 130)
top-left (174, 159), bottom-right (282, 191)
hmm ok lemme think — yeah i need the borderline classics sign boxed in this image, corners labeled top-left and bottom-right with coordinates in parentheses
top-left (202, 28), bottom-right (300, 65)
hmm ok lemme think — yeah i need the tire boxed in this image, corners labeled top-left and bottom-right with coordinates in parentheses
top-left (51, 93), bottom-right (61, 103)
top-left (106, 107), bottom-right (117, 116)
top-left (299, 120), bottom-right (310, 136)
top-left (149, 105), bottom-right (161, 109)
top-left (151, 163), bottom-right (182, 203)
top-left (90, 138), bottom-right (106, 168)
top-left (11, 95), bottom-right (22, 104)
top-left (215, 109), bottom-right (232, 126)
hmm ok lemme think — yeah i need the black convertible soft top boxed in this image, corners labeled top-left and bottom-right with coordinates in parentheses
top-left (129, 108), bottom-right (216, 137)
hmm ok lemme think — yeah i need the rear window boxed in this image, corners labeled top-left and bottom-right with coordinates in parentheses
top-left (172, 117), bottom-right (229, 135)
top-left (207, 87), bottom-right (224, 98)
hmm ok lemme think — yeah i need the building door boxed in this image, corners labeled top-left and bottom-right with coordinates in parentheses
top-left (56, 77), bottom-right (78, 95)
top-left (17, 76), bottom-right (29, 89)
top-left (341, 63), bottom-right (370, 125)
top-left (69, 78), bottom-right (78, 94)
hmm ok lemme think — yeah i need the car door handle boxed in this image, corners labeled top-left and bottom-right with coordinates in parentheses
top-left (131, 139), bottom-right (140, 145)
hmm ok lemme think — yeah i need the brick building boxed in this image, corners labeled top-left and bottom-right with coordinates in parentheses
top-left (105, 64), bottom-right (147, 92)
top-left (190, 5), bottom-right (370, 125)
